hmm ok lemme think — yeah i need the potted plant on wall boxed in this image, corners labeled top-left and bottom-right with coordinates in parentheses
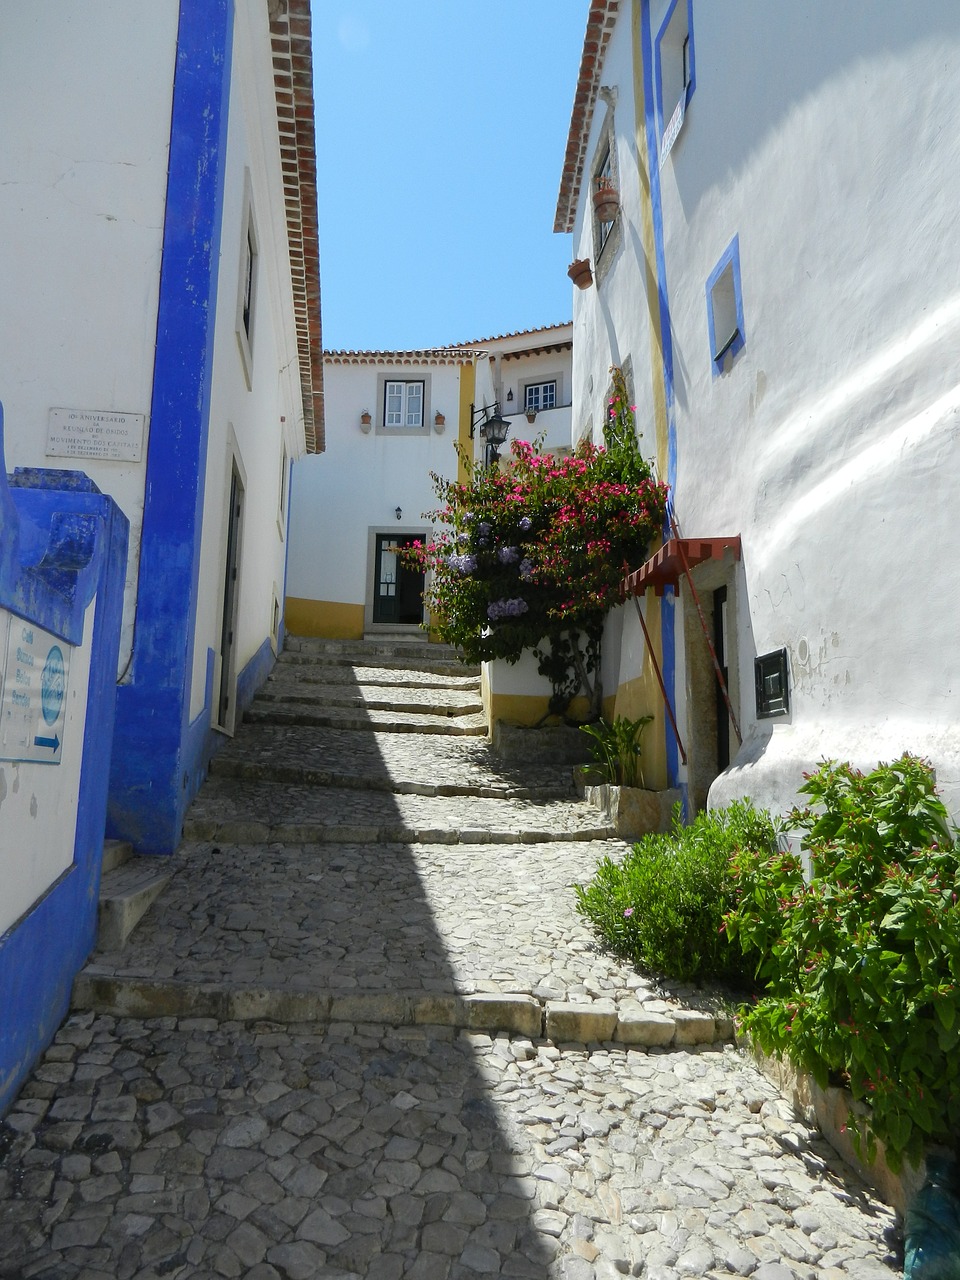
top-left (360, 409), bottom-right (372, 433)
top-left (567, 258), bottom-right (593, 290)
top-left (593, 176), bottom-right (619, 223)
top-left (525, 407), bottom-right (538, 425)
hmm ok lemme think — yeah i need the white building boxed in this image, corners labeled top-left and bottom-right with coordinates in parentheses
top-left (0, 0), bottom-right (322, 852)
top-left (287, 325), bottom-right (572, 641)
top-left (555, 1), bottom-right (960, 816)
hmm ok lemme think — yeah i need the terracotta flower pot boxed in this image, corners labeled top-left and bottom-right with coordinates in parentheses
top-left (593, 183), bottom-right (619, 223)
top-left (567, 258), bottom-right (593, 290)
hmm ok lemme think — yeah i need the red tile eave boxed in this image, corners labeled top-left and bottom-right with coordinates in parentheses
top-left (554, 0), bottom-right (621, 235)
top-left (270, 0), bottom-right (324, 453)
top-left (621, 537), bottom-right (742, 599)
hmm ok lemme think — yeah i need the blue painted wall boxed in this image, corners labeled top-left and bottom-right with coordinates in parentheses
top-left (108, 0), bottom-right (236, 854)
top-left (0, 404), bottom-right (129, 1115)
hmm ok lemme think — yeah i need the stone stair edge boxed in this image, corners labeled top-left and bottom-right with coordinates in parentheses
top-left (97, 857), bottom-right (175, 952)
top-left (179, 818), bottom-right (617, 845)
top-left (72, 974), bottom-right (733, 1047)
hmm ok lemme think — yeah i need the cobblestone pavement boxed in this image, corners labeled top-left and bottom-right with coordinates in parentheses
top-left (0, 1018), bottom-right (899, 1280)
top-left (0, 640), bottom-right (901, 1277)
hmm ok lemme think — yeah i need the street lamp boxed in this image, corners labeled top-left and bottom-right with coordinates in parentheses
top-left (469, 403), bottom-right (511, 467)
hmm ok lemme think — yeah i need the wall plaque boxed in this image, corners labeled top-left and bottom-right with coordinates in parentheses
top-left (46, 407), bottom-right (145, 462)
top-left (0, 616), bottom-right (70, 764)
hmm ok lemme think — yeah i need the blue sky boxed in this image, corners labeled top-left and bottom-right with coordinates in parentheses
top-left (311, 2), bottom-right (587, 351)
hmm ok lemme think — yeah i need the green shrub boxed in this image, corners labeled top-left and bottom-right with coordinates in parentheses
top-left (575, 800), bottom-right (779, 982)
top-left (579, 714), bottom-right (654, 788)
top-left (727, 755), bottom-right (960, 1171)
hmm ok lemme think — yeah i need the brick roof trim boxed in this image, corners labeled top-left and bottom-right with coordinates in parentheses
top-left (554, 0), bottom-right (621, 234)
top-left (270, 0), bottom-right (324, 453)
top-left (324, 349), bottom-right (477, 366)
top-left (443, 321), bottom-right (573, 348)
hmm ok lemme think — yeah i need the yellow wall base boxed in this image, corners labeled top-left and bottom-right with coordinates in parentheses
top-left (485, 692), bottom-right (594, 734)
top-left (284, 597), bottom-right (365, 640)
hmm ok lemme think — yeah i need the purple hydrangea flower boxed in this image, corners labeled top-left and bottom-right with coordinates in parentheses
top-left (478, 521), bottom-right (492, 537)
top-left (446, 552), bottom-right (477, 575)
top-left (487, 597), bottom-right (529, 621)
top-left (497, 545), bottom-right (520, 565)
top-left (519, 557), bottom-right (534, 581)
top-left (518, 516), bottom-right (533, 532)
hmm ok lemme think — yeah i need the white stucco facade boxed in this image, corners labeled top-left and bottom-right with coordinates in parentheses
top-left (287, 326), bottom-right (573, 641)
top-left (558, 1), bottom-right (960, 818)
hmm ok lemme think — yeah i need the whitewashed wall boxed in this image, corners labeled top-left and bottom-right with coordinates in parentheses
top-left (567, 1), bottom-right (960, 818)
top-left (0, 604), bottom-right (93, 935)
top-left (0, 3), bottom-right (178, 672)
top-left (190, 0), bottom-right (305, 721)
top-left (288, 360), bottom-right (465, 615)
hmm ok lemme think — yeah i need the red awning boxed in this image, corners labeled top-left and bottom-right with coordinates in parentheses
top-left (622, 536), bottom-right (741, 598)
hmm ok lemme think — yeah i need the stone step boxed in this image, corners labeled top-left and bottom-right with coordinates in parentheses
top-left (270, 663), bottom-right (481, 691)
top-left (207, 754), bottom-right (573, 800)
top-left (101, 838), bottom-right (133, 874)
top-left (184, 778), bottom-right (609, 846)
top-left (253, 684), bottom-right (483, 718)
top-left (243, 703), bottom-right (488, 735)
top-left (285, 636), bottom-right (463, 663)
top-left (97, 856), bottom-right (174, 951)
top-left (278, 650), bottom-right (479, 679)
top-left (71, 975), bottom-right (730, 1047)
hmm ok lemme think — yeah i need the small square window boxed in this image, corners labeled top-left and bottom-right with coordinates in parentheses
top-left (706, 235), bottom-right (745, 376)
top-left (235, 179), bottom-right (259, 387)
top-left (656, 0), bottom-right (695, 146)
top-left (755, 649), bottom-right (789, 719)
top-left (384, 381), bottom-right (424, 429)
top-left (524, 381), bottom-right (557, 413)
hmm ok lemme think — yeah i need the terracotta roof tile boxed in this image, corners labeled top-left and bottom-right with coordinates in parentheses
top-left (270, 0), bottom-right (324, 452)
top-left (554, 0), bottom-right (620, 234)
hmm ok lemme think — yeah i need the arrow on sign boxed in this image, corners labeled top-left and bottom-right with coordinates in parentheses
top-left (34, 733), bottom-right (60, 752)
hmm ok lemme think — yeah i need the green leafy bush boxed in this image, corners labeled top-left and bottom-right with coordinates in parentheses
top-left (580, 714), bottom-right (654, 788)
top-left (575, 800), bottom-right (779, 981)
top-left (727, 755), bottom-right (960, 1171)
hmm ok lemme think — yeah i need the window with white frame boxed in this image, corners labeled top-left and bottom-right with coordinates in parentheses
top-left (706, 235), bottom-right (745, 376)
top-left (384, 380), bottom-right (424, 428)
top-left (656, 0), bottom-right (695, 156)
top-left (524, 381), bottom-right (557, 413)
top-left (235, 177), bottom-right (259, 385)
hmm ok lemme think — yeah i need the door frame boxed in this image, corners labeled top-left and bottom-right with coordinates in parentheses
top-left (364, 526), bottom-right (428, 632)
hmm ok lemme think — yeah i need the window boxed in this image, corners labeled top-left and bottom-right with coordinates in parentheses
top-left (384, 381), bottom-right (424, 428)
top-left (755, 649), bottom-right (789, 719)
top-left (594, 143), bottom-right (615, 254)
top-left (235, 177), bottom-right (259, 386)
top-left (524, 381), bottom-right (556, 413)
top-left (656, 0), bottom-right (695, 159)
top-left (706, 235), bottom-right (745, 376)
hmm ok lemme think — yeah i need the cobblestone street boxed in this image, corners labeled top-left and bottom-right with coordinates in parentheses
top-left (0, 640), bottom-right (901, 1278)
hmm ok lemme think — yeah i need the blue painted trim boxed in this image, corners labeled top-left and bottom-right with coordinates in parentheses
top-left (236, 634), bottom-right (275, 715)
top-left (108, 0), bottom-right (234, 855)
top-left (654, 0), bottom-right (696, 140)
top-left (706, 234), bottom-right (746, 377)
top-left (0, 405), bottom-right (129, 1114)
top-left (641, 0), bottom-right (681, 785)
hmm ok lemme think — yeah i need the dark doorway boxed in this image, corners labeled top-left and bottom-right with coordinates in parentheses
top-left (373, 534), bottom-right (424, 625)
top-left (713, 585), bottom-right (730, 772)
top-left (218, 465), bottom-right (244, 728)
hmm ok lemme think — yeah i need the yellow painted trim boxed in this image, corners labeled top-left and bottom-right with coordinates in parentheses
top-left (284, 597), bottom-right (365, 640)
top-left (486, 692), bottom-right (593, 730)
top-left (632, 0), bottom-right (669, 480)
top-left (458, 361), bottom-right (476, 485)
top-left (612, 590), bottom-right (669, 790)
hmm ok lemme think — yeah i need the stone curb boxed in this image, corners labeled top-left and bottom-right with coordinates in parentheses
top-left (179, 820), bottom-right (618, 845)
top-left (72, 977), bottom-right (734, 1048)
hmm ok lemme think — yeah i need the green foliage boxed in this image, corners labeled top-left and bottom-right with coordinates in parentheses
top-left (403, 367), bottom-right (668, 710)
top-left (580, 715), bottom-right (654, 788)
top-left (575, 800), bottom-right (779, 982)
top-left (727, 755), bottom-right (960, 1172)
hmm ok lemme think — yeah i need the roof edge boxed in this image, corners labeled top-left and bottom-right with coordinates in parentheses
top-left (554, 0), bottom-right (621, 235)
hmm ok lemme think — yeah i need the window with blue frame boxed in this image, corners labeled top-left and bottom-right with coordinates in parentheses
top-left (706, 236), bottom-right (745, 376)
top-left (655, 0), bottom-right (695, 147)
